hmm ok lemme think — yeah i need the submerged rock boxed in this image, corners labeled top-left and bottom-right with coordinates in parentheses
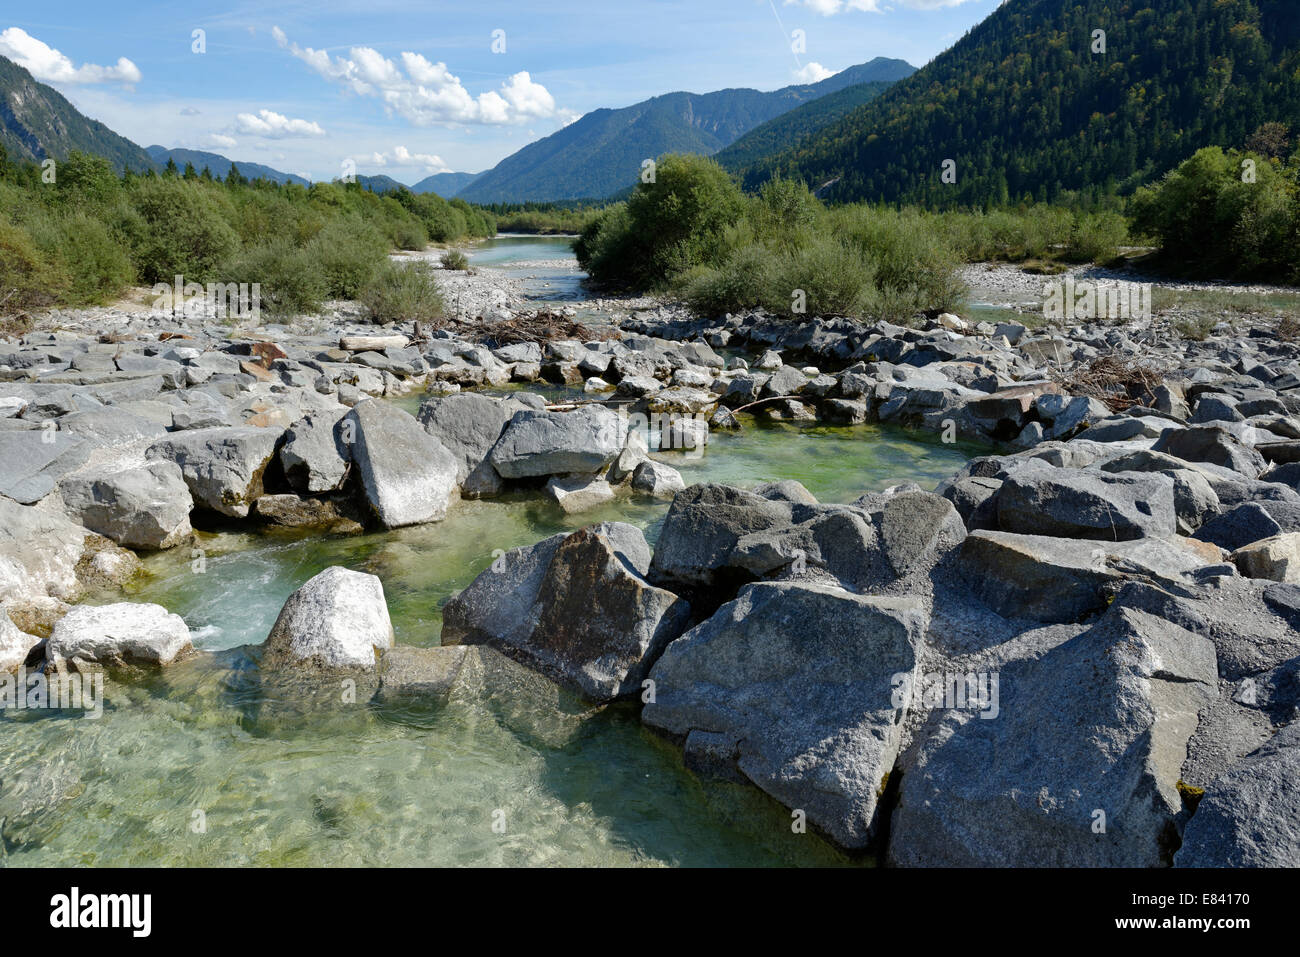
top-left (263, 566), bottom-right (394, 672)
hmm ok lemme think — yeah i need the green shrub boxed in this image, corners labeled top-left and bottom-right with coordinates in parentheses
top-left (128, 178), bottom-right (240, 283)
top-left (359, 260), bottom-right (445, 324)
top-left (0, 218), bottom-right (67, 313)
top-left (29, 210), bottom-right (134, 305)
top-left (440, 249), bottom-right (470, 270)
top-left (221, 240), bottom-right (326, 317)
top-left (1065, 211), bottom-right (1129, 263)
top-left (1131, 146), bottom-right (1300, 281)
top-left (307, 219), bottom-right (389, 299)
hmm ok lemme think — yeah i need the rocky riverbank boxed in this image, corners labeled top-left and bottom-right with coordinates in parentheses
top-left (3, 262), bottom-right (1299, 866)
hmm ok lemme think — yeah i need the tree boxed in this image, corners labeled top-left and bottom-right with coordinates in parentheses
top-left (225, 163), bottom-right (247, 187)
top-left (163, 157), bottom-right (179, 178)
top-left (183, 161), bottom-right (198, 180)
top-left (1245, 122), bottom-right (1292, 160)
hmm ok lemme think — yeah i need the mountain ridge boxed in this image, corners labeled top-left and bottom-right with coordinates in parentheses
top-left (457, 57), bottom-right (915, 204)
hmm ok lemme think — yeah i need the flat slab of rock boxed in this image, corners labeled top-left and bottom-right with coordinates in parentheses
top-left (346, 399), bottom-right (458, 528)
top-left (644, 581), bottom-right (928, 849)
top-left (957, 529), bottom-right (1209, 623)
top-left (146, 426), bottom-right (281, 518)
top-left (545, 474), bottom-right (615, 513)
top-left (443, 523), bottom-right (689, 702)
top-left (47, 602), bottom-right (193, 668)
top-left (0, 431), bottom-right (93, 504)
top-left (263, 566), bottom-right (394, 671)
top-left (995, 468), bottom-right (1176, 541)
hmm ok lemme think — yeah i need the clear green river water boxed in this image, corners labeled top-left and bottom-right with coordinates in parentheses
top-left (0, 237), bottom-right (979, 867)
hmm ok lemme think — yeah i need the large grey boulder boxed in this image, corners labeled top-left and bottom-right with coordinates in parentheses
top-left (1153, 424), bottom-right (1267, 478)
top-left (443, 523), bottom-right (690, 702)
top-left (956, 529), bottom-right (1210, 623)
top-left (487, 406), bottom-right (624, 479)
top-left (345, 399), bottom-right (458, 528)
top-left (995, 468), bottom-right (1177, 541)
top-left (417, 392), bottom-right (518, 485)
top-left (890, 605), bottom-right (1218, 866)
top-left (643, 582), bottom-right (928, 849)
top-left (59, 461), bottom-right (193, 550)
top-left (1176, 723), bottom-right (1300, 867)
top-left (648, 484), bottom-right (794, 591)
top-left (262, 566), bottom-right (394, 671)
top-left (0, 497), bottom-right (93, 619)
top-left (279, 409), bottom-right (350, 494)
top-left (146, 426), bottom-right (281, 517)
top-left (0, 608), bottom-right (40, 672)
top-left (0, 430), bottom-right (93, 504)
top-left (47, 602), bottom-right (193, 669)
top-left (1194, 501), bottom-right (1300, 552)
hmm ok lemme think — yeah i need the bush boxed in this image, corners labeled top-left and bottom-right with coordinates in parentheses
top-left (221, 240), bottom-right (326, 317)
top-left (1131, 146), bottom-right (1300, 281)
top-left (307, 219), bottom-right (389, 299)
top-left (440, 249), bottom-right (470, 270)
top-left (1065, 211), bottom-right (1128, 263)
top-left (29, 210), bottom-right (134, 305)
top-left (359, 260), bottom-right (446, 324)
top-left (833, 207), bottom-right (965, 321)
top-left (128, 178), bottom-right (240, 283)
top-left (0, 218), bottom-right (67, 313)
top-left (579, 154), bottom-right (746, 289)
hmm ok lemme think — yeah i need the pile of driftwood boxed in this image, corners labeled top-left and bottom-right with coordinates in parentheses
top-left (1055, 354), bottom-right (1164, 412)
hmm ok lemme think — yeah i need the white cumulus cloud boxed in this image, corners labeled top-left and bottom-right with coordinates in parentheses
top-left (0, 27), bottom-right (141, 85)
top-left (205, 134), bottom-right (238, 150)
top-left (235, 109), bottom-right (326, 138)
top-left (272, 26), bottom-right (565, 126)
top-left (360, 146), bottom-right (451, 174)
top-left (794, 62), bottom-right (836, 83)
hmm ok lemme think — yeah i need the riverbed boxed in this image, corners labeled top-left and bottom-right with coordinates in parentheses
top-left (0, 235), bottom-right (980, 867)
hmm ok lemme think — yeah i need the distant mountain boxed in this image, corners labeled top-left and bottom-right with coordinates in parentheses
top-left (715, 80), bottom-right (895, 173)
top-left (355, 173), bottom-right (410, 194)
top-left (736, 0), bottom-right (1300, 206)
top-left (0, 54), bottom-right (154, 172)
top-left (457, 57), bottom-right (915, 203)
top-left (411, 171), bottom-right (481, 196)
top-left (145, 146), bottom-right (310, 186)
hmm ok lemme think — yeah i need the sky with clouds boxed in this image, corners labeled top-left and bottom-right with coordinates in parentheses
top-left (1, 0), bottom-right (996, 184)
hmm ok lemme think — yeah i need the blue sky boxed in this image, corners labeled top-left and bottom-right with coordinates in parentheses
top-left (2, 1), bottom-right (998, 184)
